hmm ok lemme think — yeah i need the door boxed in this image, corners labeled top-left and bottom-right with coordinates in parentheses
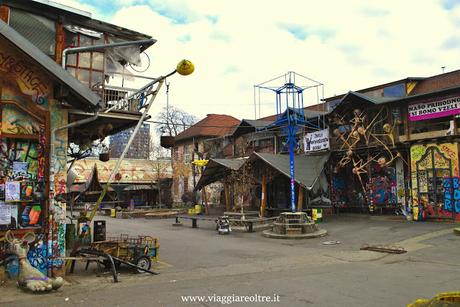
top-left (416, 146), bottom-right (452, 219)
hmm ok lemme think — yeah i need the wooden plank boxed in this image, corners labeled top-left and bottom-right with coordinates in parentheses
top-left (297, 186), bottom-right (304, 212)
top-left (224, 183), bottom-right (231, 212)
top-left (260, 175), bottom-right (267, 217)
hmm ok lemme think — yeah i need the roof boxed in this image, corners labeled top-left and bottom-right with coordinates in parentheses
top-left (252, 152), bottom-right (329, 190)
top-left (231, 119), bottom-right (273, 137)
top-left (410, 70), bottom-right (460, 95)
top-left (333, 91), bottom-right (399, 109)
top-left (6, 0), bottom-right (152, 42)
top-left (259, 104), bottom-right (328, 122)
top-left (0, 20), bottom-right (101, 110)
top-left (332, 85), bottom-right (460, 111)
top-left (72, 158), bottom-right (158, 184)
top-left (323, 77), bottom-right (424, 102)
top-left (123, 184), bottom-right (158, 191)
top-left (324, 70), bottom-right (460, 104)
top-left (195, 157), bottom-right (248, 190)
top-left (175, 114), bottom-right (240, 143)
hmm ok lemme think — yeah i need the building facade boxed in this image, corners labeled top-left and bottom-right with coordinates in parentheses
top-left (110, 123), bottom-right (150, 159)
top-left (326, 70), bottom-right (460, 221)
top-left (0, 0), bottom-right (158, 280)
top-left (171, 114), bottom-right (240, 203)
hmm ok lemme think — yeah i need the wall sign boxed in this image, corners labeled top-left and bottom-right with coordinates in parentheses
top-left (304, 128), bottom-right (330, 152)
top-left (408, 96), bottom-right (460, 121)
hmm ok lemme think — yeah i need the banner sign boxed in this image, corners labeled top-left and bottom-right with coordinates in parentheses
top-left (304, 128), bottom-right (329, 152)
top-left (408, 96), bottom-right (460, 121)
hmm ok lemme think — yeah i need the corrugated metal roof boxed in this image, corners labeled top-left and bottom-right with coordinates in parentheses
top-left (0, 19), bottom-right (101, 109)
top-left (342, 91), bottom-right (399, 105)
top-left (231, 119), bottom-right (273, 137)
top-left (253, 152), bottom-right (329, 189)
top-left (258, 103), bottom-right (328, 122)
top-left (242, 119), bottom-right (273, 129)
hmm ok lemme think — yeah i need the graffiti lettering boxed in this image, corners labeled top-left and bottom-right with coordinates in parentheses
top-left (27, 240), bottom-right (48, 276)
top-left (0, 51), bottom-right (49, 98)
top-left (443, 177), bottom-right (460, 213)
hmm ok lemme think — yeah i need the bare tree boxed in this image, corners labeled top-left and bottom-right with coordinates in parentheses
top-left (155, 106), bottom-right (198, 136)
top-left (149, 138), bottom-right (169, 160)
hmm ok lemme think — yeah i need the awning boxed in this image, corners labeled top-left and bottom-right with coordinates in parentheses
top-left (252, 152), bottom-right (329, 190)
top-left (123, 184), bottom-right (158, 191)
top-left (195, 157), bottom-right (248, 191)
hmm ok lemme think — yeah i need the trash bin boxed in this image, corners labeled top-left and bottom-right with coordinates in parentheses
top-left (312, 208), bottom-right (323, 223)
top-left (65, 223), bottom-right (77, 250)
top-left (93, 220), bottom-right (106, 242)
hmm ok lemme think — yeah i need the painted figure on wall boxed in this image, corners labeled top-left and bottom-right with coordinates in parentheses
top-left (410, 143), bottom-right (460, 221)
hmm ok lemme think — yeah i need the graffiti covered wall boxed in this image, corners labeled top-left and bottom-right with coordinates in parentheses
top-left (410, 142), bottom-right (460, 220)
top-left (0, 36), bottom-right (69, 276)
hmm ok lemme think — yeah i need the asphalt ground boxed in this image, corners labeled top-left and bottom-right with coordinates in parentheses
top-left (1, 213), bottom-right (459, 307)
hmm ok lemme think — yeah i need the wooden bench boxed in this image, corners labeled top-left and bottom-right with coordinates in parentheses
top-left (173, 215), bottom-right (217, 228)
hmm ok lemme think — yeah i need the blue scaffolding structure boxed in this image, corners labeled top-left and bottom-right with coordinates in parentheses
top-left (254, 72), bottom-right (324, 212)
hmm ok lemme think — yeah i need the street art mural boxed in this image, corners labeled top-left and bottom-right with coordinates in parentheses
top-left (48, 99), bottom-right (68, 271)
top-left (0, 138), bottom-right (39, 180)
top-left (27, 236), bottom-right (48, 276)
top-left (0, 38), bottom-right (51, 106)
top-left (72, 159), bottom-right (158, 184)
top-left (0, 35), bottom-right (70, 276)
top-left (410, 143), bottom-right (460, 221)
top-left (330, 105), bottom-right (404, 211)
top-left (443, 177), bottom-right (460, 214)
top-left (367, 167), bottom-right (397, 206)
top-left (331, 176), bottom-right (347, 207)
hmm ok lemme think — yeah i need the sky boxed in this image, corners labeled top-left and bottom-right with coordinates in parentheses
top-left (56, 0), bottom-right (460, 121)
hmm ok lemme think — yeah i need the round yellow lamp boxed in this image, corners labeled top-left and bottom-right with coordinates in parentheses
top-left (176, 59), bottom-right (195, 76)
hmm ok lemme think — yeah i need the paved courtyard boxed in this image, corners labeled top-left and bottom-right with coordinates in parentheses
top-left (1, 214), bottom-right (459, 307)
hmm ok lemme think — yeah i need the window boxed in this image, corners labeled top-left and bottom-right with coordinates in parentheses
top-left (9, 9), bottom-right (56, 57)
top-left (184, 144), bottom-right (191, 162)
top-left (64, 31), bottom-right (105, 91)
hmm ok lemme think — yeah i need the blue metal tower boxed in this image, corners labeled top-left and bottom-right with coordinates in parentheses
top-left (254, 72), bottom-right (323, 212)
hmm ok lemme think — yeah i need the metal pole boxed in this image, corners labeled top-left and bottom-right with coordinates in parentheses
top-left (62, 39), bottom-right (156, 69)
top-left (289, 124), bottom-right (296, 213)
top-left (69, 72), bottom-right (173, 259)
top-left (90, 79), bottom-right (166, 221)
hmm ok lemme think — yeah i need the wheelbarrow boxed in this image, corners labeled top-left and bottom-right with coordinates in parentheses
top-left (91, 234), bottom-right (160, 274)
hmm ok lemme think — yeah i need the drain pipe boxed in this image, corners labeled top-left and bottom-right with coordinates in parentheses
top-left (61, 39), bottom-right (156, 69)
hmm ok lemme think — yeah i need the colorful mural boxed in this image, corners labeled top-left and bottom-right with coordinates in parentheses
top-left (367, 168), bottom-right (397, 206)
top-left (72, 159), bottom-right (159, 184)
top-left (0, 35), bottom-right (69, 275)
top-left (0, 39), bottom-right (51, 106)
top-left (0, 138), bottom-right (39, 180)
top-left (410, 143), bottom-right (460, 221)
top-left (443, 177), bottom-right (460, 214)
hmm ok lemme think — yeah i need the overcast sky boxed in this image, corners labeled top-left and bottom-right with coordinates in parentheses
top-left (57, 0), bottom-right (460, 121)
